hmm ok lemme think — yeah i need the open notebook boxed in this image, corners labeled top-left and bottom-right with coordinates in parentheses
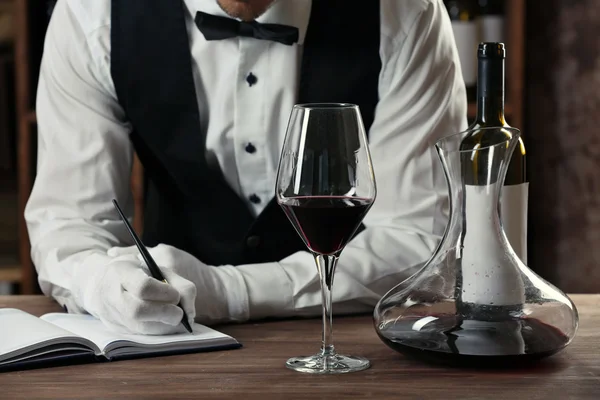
top-left (0, 308), bottom-right (241, 371)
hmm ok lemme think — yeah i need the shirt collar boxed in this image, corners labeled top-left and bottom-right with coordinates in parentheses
top-left (184, 0), bottom-right (311, 45)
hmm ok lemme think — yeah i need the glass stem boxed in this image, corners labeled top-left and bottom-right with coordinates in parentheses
top-left (315, 254), bottom-right (338, 357)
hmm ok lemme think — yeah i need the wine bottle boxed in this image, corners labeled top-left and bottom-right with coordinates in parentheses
top-left (477, 0), bottom-right (504, 43)
top-left (462, 42), bottom-right (528, 264)
top-left (445, 0), bottom-right (479, 101)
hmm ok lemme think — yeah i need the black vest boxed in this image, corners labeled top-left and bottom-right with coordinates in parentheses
top-left (110, 0), bottom-right (382, 266)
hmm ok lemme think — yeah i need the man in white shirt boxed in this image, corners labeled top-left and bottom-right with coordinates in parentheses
top-left (25, 0), bottom-right (467, 335)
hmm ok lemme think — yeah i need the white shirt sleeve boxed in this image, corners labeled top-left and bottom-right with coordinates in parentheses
top-left (232, 0), bottom-right (469, 320)
top-left (25, 1), bottom-right (134, 312)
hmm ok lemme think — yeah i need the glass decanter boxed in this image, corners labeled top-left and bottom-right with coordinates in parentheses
top-left (373, 127), bottom-right (579, 367)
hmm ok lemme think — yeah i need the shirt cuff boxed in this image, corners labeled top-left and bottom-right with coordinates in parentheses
top-left (232, 262), bottom-right (294, 320)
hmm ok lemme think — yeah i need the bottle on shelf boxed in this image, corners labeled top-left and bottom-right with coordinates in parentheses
top-left (444, 0), bottom-right (479, 101)
top-left (461, 42), bottom-right (528, 264)
top-left (477, 0), bottom-right (505, 43)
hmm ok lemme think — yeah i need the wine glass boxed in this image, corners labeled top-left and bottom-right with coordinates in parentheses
top-left (276, 103), bottom-right (377, 374)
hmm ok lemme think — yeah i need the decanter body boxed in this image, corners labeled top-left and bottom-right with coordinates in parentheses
top-left (373, 127), bottom-right (578, 367)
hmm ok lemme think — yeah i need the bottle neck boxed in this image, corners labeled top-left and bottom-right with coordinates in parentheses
top-left (475, 57), bottom-right (506, 126)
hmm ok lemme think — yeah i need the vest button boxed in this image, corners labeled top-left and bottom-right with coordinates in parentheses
top-left (245, 143), bottom-right (256, 154)
top-left (246, 235), bottom-right (261, 249)
top-left (246, 72), bottom-right (258, 87)
top-left (249, 194), bottom-right (261, 204)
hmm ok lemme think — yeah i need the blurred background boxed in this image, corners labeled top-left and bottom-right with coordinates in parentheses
top-left (0, 0), bottom-right (598, 295)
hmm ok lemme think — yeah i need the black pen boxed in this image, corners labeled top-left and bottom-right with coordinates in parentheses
top-left (112, 199), bottom-right (193, 333)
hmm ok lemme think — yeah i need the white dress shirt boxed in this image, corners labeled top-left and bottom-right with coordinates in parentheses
top-left (25, 0), bottom-right (467, 320)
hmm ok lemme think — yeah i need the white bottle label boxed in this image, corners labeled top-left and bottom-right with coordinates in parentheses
top-left (479, 15), bottom-right (505, 43)
top-left (500, 183), bottom-right (529, 264)
top-left (461, 185), bottom-right (525, 306)
top-left (451, 21), bottom-right (478, 86)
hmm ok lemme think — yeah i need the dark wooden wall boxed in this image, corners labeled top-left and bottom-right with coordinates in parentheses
top-left (526, 0), bottom-right (600, 292)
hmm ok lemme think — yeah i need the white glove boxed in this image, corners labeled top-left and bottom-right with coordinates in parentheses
top-left (73, 252), bottom-right (197, 335)
top-left (108, 244), bottom-right (249, 325)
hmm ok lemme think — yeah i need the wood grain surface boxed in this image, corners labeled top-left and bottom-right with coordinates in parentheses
top-left (0, 295), bottom-right (599, 399)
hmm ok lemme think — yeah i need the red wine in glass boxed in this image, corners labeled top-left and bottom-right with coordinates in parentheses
top-left (279, 196), bottom-right (373, 255)
top-left (276, 103), bottom-right (376, 374)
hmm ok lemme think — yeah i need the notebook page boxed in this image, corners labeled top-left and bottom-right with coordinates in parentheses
top-left (0, 309), bottom-right (95, 362)
top-left (41, 313), bottom-right (237, 355)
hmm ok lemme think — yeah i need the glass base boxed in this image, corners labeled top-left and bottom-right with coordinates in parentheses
top-left (286, 353), bottom-right (370, 374)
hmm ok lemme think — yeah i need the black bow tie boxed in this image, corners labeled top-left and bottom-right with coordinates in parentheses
top-left (194, 11), bottom-right (299, 46)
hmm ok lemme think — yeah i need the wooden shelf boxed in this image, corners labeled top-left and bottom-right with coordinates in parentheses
top-left (0, 267), bottom-right (21, 283)
top-left (0, 256), bottom-right (21, 283)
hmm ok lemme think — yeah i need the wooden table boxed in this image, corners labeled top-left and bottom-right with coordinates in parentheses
top-left (0, 295), bottom-right (599, 399)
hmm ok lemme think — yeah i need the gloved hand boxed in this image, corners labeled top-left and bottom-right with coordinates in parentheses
top-left (108, 244), bottom-right (249, 325)
top-left (72, 252), bottom-right (197, 335)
